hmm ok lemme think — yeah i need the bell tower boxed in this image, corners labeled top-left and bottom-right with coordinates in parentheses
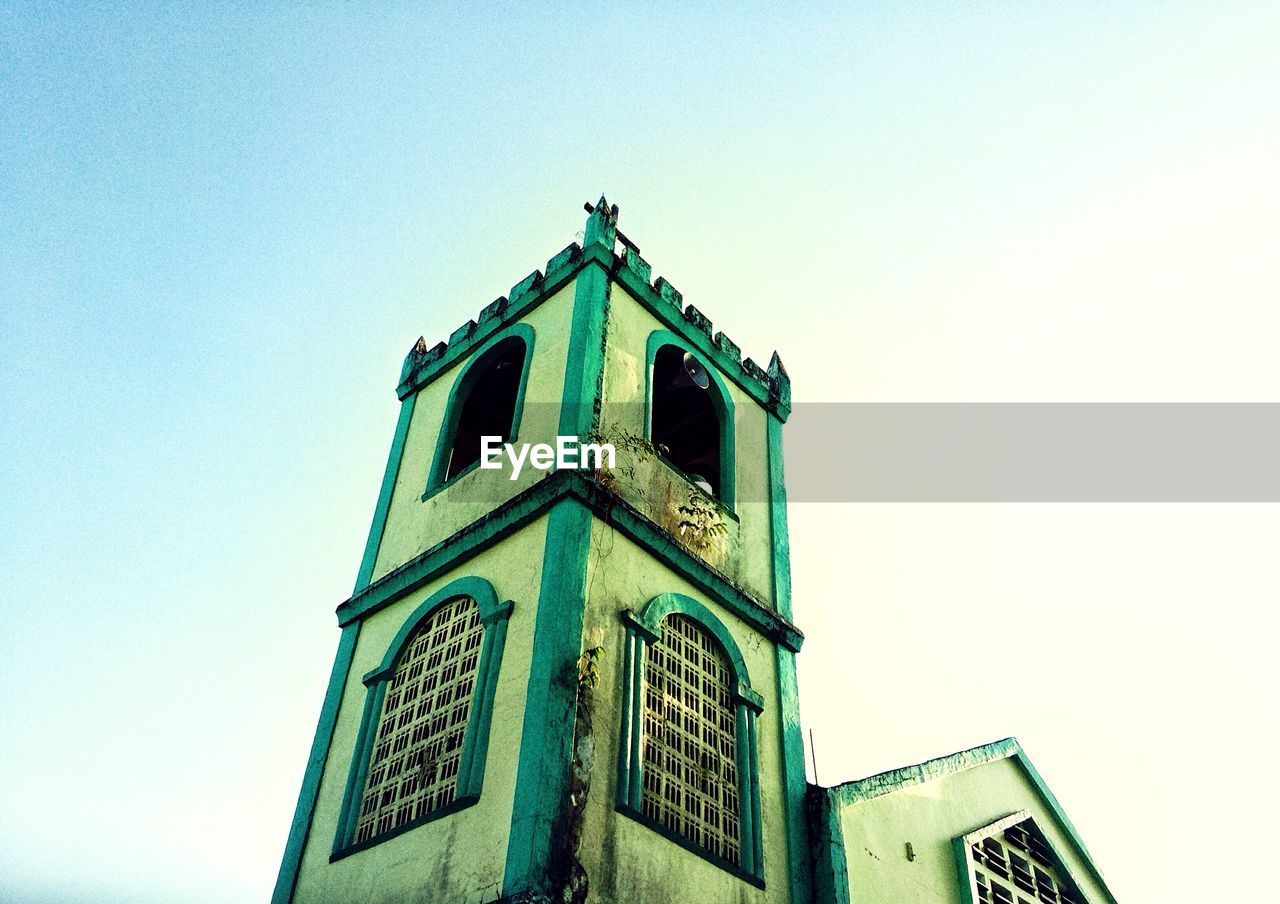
top-left (273, 199), bottom-right (807, 904)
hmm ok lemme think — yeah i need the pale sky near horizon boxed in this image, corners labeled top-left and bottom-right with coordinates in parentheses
top-left (3, 3), bottom-right (1278, 902)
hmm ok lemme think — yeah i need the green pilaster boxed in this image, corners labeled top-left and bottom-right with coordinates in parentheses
top-left (503, 200), bottom-right (614, 894)
top-left (769, 412), bottom-right (812, 904)
top-left (273, 624), bottom-right (360, 904)
top-left (809, 788), bottom-right (852, 904)
top-left (272, 392), bottom-right (418, 903)
top-left (557, 196), bottom-right (614, 440)
top-left (502, 498), bottom-right (593, 895)
top-left (768, 413), bottom-right (793, 622)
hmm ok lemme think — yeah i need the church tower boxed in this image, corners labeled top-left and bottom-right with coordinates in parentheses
top-left (273, 199), bottom-right (807, 904)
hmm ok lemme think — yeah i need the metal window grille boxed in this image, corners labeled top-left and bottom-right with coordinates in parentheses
top-left (355, 596), bottom-right (483, 844)
top-left (968, 818), bottom-right (1085, 904)
top-left (641, 613), bottom-right (741, 865)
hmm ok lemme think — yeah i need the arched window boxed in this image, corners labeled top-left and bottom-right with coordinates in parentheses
top-left (333, 577), bottom-right (514, 857)
top-left (617, 593), bottom-right (763, 884)
top-left (642, 613), bottom-right (742, 864)
top-left (426, 326), bottom-right (534, 494)
top-left (354, 596), bottom-right (482, 843)
top-left (646, 333), bottom-right (735, 506)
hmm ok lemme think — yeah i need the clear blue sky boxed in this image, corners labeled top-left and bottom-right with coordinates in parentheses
top-left (3, 3), bottom-right (1277, 901)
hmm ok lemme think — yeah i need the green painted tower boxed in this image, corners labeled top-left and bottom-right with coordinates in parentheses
top-left (273, 199), bottom-right (806, 904)
top-left (274, 199), bottom-right (1120, 904)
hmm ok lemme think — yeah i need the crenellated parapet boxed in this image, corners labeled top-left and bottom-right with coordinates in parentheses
top-left (395, 199), bottom-right (791, 420)
top-left (396, 240), bottom-right (584, 399)
top-left (609, 238), bottom-right (791, 419)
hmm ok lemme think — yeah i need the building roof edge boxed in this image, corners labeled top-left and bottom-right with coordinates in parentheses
top-left (825, 737), bottom-right (1021, 806)
top-left (821, 737), bottom-right (1118, 904)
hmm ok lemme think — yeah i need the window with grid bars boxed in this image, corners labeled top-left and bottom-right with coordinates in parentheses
top-left (641, 613), bottom-right (742, 865)
top-left (966, 817), bottom-right (1087, 904)
top-left (354, 595), bottom-right (484, 844)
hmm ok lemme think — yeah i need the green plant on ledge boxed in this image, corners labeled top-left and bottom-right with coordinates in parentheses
top-left (593, 422), bottom-right (726, 554)
top-left (676, 487), bottom-right (727, 552)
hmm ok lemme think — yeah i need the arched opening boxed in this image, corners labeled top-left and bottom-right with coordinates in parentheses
top-left (650, 344), bottom-right (725, 498)
top-left (355, 595), bottom-right (483, 843)
top-left (642, 612), bottom-right (742, 865)
top-left (617, 592), bottom-right (763, 879)
top-left (443, 338), bottom-right (526, 482)
top-left (333, 576), bottom-right (514, 857)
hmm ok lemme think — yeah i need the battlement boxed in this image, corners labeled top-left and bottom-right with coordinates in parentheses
top-left (396, 199), bottom-right (792, 419)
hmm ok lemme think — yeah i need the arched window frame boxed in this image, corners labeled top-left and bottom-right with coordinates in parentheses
top-left (644, 329), bottom-right (736, 510)
top-left (423, 323), bottom-right (536, 498)
top-left (616, 592), bottom-right (765, 885)
top-left (331, 576), bottom-right (514, 859)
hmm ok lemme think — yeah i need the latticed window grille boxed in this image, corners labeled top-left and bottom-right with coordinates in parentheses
top-left (641, 613), bottom-right (741, 865)
top-left (968, 817), bottom-right (1086, 904)
top-left (355, 596), bottom-right (483, 844)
